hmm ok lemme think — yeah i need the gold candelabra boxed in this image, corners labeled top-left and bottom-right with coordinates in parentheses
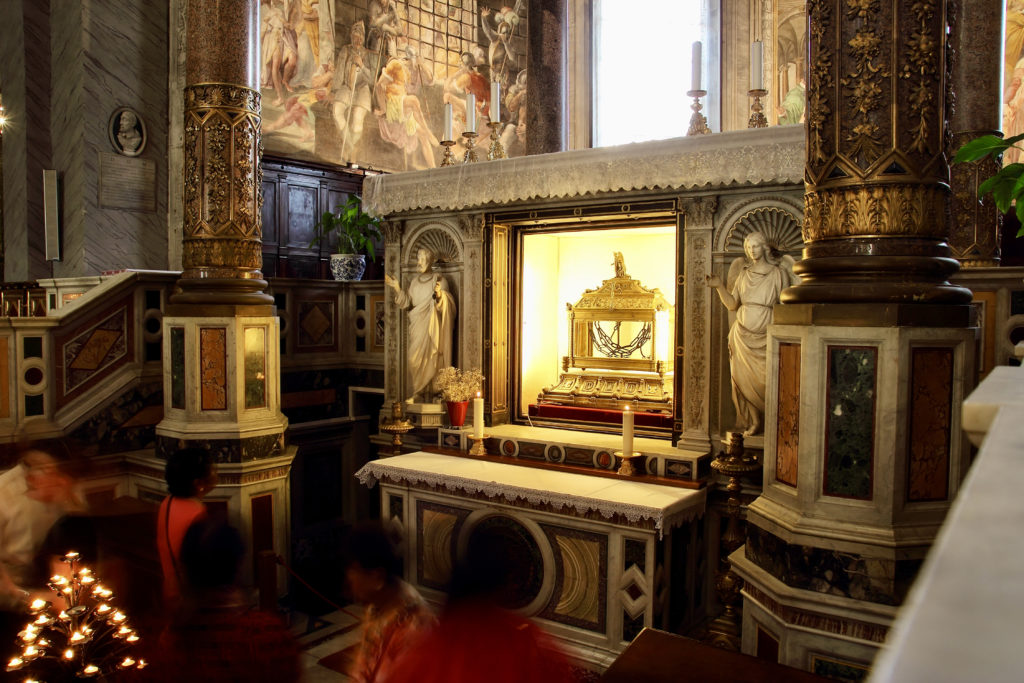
top-left (439, 139), bottom-right (457, 167)
top-left (614, 450), bottom-right (644, 477)
top-left (486, 121), bottom-right (506, 160)
top-left (705, 432), bottom-right (761, 650)
top-left (379, 401), bottom-right (413, 455)
top-left (468, 434), bottom-right (490, 456)
top-left (462, 131), bottom-right (479, 163)
top-left (747, 89), bottom-right (768, 129)
top-left (686, 89), bottom-right (711, 136)
top-left (7, 552), bottom-right (146, 679)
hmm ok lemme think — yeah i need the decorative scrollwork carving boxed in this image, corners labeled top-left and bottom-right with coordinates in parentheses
top-left (903, 0), bottom-right (940, 155)
top-left (680, 196), bottom-right (718, 226)
top-left (840, 0), bottom-right (888, 166)
top-left (686, 236), bottom-right (707, 427)
top-left (411, 229), bottom-right (460, 265)
top-left (726, 207), bottom-right (803, 254)
top-left (807, 0), bottom-right (835, 168)
top-left (803, 184), bottom-right (946, 242)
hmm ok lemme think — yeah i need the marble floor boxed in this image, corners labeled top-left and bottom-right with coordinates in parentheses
top-left (290, 607), bottom-right (364, 682)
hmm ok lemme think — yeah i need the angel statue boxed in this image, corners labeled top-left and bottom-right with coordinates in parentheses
top-left (706, 231), bottom-right (799, 436)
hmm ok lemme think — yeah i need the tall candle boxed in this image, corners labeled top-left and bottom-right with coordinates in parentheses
top-left (691, 41), bottom-right (702, 91)
top-left (751, 41), bottom-right (764, 90)
top-left (444, 102), bottom-right (453, 141)
top-left (473, 392), bottom-right (484, 439)
top-left (490, 81), bottom-right (501, 122)
top-left (466, 93), bottom-right (476, 133)
top-left (622, 405), bottom-right (634, 456)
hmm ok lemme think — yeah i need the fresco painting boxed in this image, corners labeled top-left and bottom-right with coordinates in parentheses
top-left (260, 0), bottom-right (528, 172)
top-left (772, 0), bottom-right (806, 127)
top-left (1005, 0), bottom-right (1024, 164)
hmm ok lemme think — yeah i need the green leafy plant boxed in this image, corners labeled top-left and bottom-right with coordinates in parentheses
top-left (953, 133), bottom-right (1024, 235)
top-left (310, 195), bottom-right (383, 260)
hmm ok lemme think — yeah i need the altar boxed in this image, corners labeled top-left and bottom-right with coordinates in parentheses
top-left (356, 451), bottom-right (707, 668)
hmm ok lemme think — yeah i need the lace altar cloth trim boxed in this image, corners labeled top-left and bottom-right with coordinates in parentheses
top-left (356, 452), bottom-right (705, 537)
top-left (362, 125), bottom-right (805, 216)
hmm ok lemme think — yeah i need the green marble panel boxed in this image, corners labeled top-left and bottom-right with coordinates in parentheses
top-left (824, 346), bottom-right (876, 499)
top-left (812, 655), bottom-right (869, 682)
top-left (170, 327), bottom-right (185, 409)
top-left (244, 326), bottom-right (267, 409)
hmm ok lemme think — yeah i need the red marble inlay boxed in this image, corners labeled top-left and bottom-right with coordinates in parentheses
top-left (200, 328), bottom-right (228, 411)
top-left (775, 342), bottom-right (800, 487)
top-left (907, 347), bottom-right (953, 502)
top-left (0, 338), bottom-right (8, 419)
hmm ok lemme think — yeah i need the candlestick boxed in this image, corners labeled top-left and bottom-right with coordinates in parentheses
top-left (465, 93), bottom-right (476, 133)
top-left (487, 120), bottom-right (506, 160)
top-left (473, 392), bottom-right (484, 438)
top-left (468, 434), bottom-right (490, 456)
top-left (462, 130), bottom-right (479, 162)
top-left (751, 41), bottom-right (763, 91)
top-left (439, 140), bottom-right (457, 166)
top-left (686, 89), bottom-right (711, 135)
top-left (622, 405), bottom-right (634, 456)
top-left (691, 41), bottom-right (702, 91)
top-left (747, 89), bottom-right (768, 129)
top-left (490, 81), bottom-right (501, 122)
top-left (443, 102), bottom-right (453, 142)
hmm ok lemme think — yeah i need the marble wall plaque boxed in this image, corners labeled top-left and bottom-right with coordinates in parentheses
top-left (98, 153), bottom-right (156, 212)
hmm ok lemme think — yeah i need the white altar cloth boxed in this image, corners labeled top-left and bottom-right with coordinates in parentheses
top-left (356, 451), bottom-right (705, 537)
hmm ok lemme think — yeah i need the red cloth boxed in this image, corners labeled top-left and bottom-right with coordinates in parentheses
top-left (383, 602), bottom-right (573, 683)
top-left (155, 496), bottom-right (206, 606)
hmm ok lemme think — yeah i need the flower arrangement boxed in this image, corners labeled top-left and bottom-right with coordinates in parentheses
top-left (7, 552), bottom-right (146, 680)
top-left (434, 367), bottom-right (484, 403)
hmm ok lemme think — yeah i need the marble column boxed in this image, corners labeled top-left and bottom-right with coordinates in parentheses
top-left (525, 0), bottom-right (566, 155)
top-left (156, 0), bottom-right (292, 592)
top-left (783, 0), bottom-right (972, 306)
top-left (947, 0), bottom-right (1003, 267)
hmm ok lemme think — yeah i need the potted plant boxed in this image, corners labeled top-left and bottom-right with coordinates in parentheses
top-left (434, 366), bottom-right (484, 427)
top-left (310, 195), bottom-right (383, 281)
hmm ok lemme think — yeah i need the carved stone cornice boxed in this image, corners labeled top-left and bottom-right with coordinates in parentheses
top-left (679, 197), bottom-right (718, 227)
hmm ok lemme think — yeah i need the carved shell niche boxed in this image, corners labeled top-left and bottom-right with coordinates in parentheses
top-left (725, 207), bottom-right (803, 254)
top-left (410, 229), bottom-right (460, 266)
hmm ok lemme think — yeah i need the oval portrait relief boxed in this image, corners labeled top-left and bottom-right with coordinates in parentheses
top-left (108, 107), bottom-right (147, 157)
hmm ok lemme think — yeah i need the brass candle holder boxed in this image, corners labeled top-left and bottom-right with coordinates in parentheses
top-left (747, 88), bottom-right (768, 129)
top-left (468, 434), bottom-right (489, 456)
top-left (486, 121), bottom-right (506, 160)
top-left (439, 139), bottom-right (458, 167)
top-left (614, 450), bottom-right (643, 477)
top-left (686, 89), bottom-right (711, 136)
top-left (380, 401), bottom-right (413, 456)
top-left (462, 131), bottom-right (479, 163)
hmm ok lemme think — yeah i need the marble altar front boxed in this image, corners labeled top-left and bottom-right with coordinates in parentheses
top-left (357, 451), bottom-right (707, 668)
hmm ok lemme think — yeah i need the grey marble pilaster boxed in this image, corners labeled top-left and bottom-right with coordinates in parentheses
top-left (525, 0), bottom-right (566, 155)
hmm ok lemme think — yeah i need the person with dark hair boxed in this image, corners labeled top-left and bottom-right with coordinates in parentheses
top-left (141, 518), bottom-right (301, 683)
top-left (345, 521), bottom-right (434, 683)
top-left (156, 447), bottom-right (217, 611)
top-left (383, 523), bottom-right (572, 683)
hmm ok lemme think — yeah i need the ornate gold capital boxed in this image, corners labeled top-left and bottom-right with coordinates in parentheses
top-left (803, 184), bottom-right (947, 243)
top-left (679, 196), bottom-right (718, 226)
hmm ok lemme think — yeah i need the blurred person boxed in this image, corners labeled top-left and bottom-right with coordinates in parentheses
top-left (142, 518), bottom-right (300, 682)
top-left (383, 523), bottom-right (572, 683)
top-left (156, 447), bottom-right (217, 611)
top-left (345, 521), bottom-right (435, 683)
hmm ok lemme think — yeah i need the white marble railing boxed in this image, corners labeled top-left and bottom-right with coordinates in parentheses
top-left (362, 126), bottom-right (805, 215)
top-left (869, 365), bottom-right (1024, 682)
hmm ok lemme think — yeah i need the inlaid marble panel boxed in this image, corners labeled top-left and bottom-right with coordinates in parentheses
top-left (297, 300), bottom-right (336, 349)
top-left (0, 338), bottom-right (9, 419)
top-left (415, 500), bottom-right (468, 590)
top-left (776, 342), bottom-right (801, 487)
top-left (624, 538), bottom-right (646, 573)
top-left (170, 327), bottom-right (185, 409)
top-left (811, 655), bottom-right (870, 682)
top-left (824, 346), bottom-right (877, 499)
top-left (200, 327), bottom-right (227, 411)
top-left (907, 347), bottom-right (953, 502)
top-left (244, 326), bottom-right (267, 409)
top-left (466, 516), bottom-right (544, 610)
top-left (541, 524), bottom-right (607, 632)
top-left (58, 303), bottom-right (131, 404)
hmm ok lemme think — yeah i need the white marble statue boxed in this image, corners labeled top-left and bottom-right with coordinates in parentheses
top-left (385, 247), bottom-right (457, 402)
top-left (706, 231), bottom-right (798, 436)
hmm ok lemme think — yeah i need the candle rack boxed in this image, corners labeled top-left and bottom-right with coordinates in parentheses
top-left (614, 450), bottom-right (643, 477)
top-left (439, 139), bottom-right (457, 167)
top-left (486, 121), bottom-right (506, 160)
top-left (747, 89), bottom-right (768, 129)
top-left (468, 434), bottom-right (490, 456)
top-left (686, 89), bottom-right (711, 136)
top-left (462, 131), bottom-right (479, 163)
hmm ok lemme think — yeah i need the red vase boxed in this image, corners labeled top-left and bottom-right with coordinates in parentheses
top-left (446, 400), bottom-right (469, 427)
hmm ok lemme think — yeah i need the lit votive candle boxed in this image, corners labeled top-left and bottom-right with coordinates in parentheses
top-left (473, 392), bottom-right (484, 439)
top-left (622, 405), bottom-right (634, 455)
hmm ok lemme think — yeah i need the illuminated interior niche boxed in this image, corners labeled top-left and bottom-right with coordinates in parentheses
top-left (519, 225), bottom-right (676, 424)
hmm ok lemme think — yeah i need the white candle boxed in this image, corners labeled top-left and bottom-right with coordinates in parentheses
top-left (751, 41), bottom-right (764, 90)
top-left (490, 81), bottom-right (501, 122)
top-left (444, 102), bottom-right (453, 141)
top-left (473, 392), bottom-right (484, 439)
top-left (691, 41), bottom-right (702, 91)
top-left (622, 405), bottom-right (634, 456)
top-left (466, 93), bottom-right (476, 133)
